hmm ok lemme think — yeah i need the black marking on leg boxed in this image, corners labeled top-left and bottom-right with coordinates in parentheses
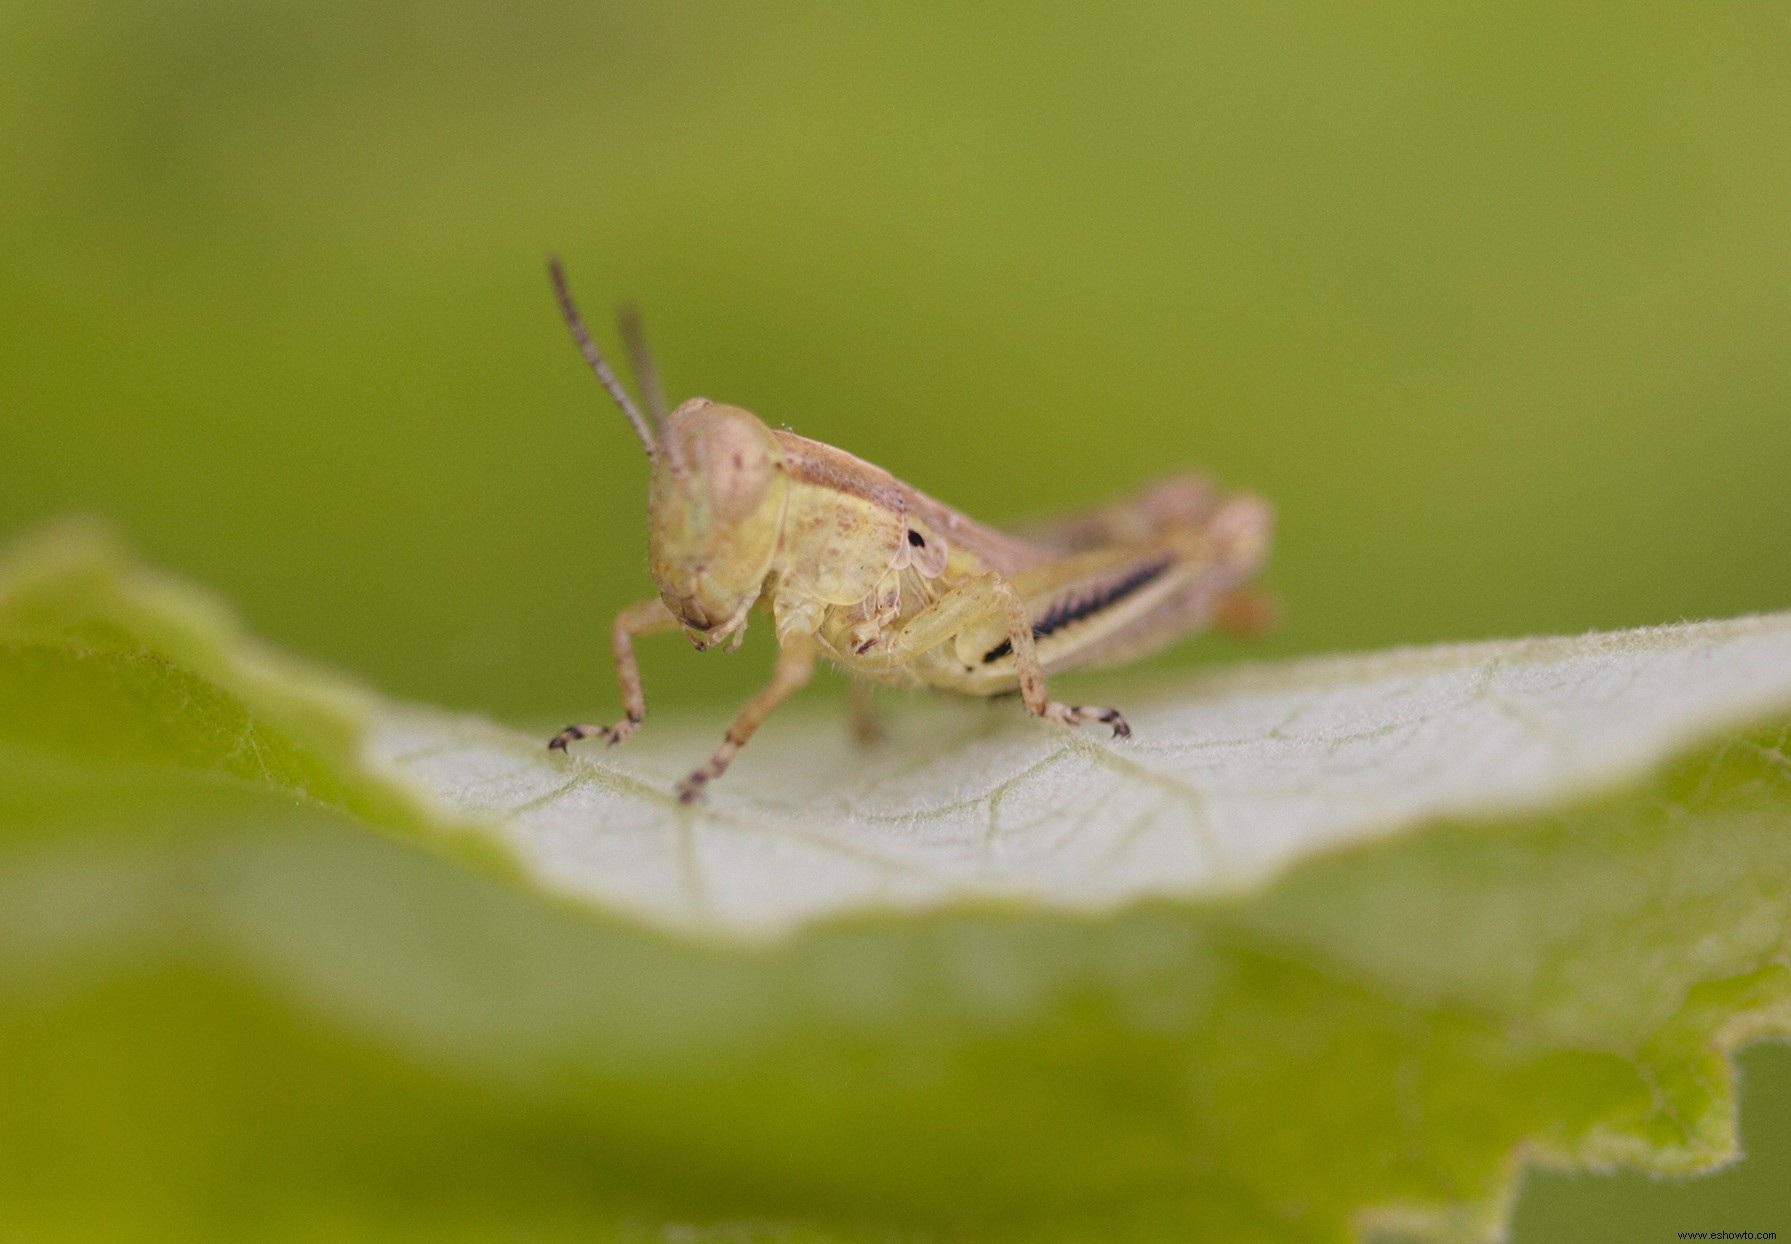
top-left (982, 557), bottom-right (1173, 664)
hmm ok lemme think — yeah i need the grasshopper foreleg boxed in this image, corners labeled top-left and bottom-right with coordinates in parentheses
top-left (548, 596), bottom-right (679, 753)
top-left (883, 573), bottom-right (1130, 738)
top-left (676, 632), bottom-right (817, 802)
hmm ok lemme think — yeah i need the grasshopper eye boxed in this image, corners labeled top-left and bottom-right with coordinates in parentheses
top-left (704, 417), bottom-right (780, 523)
top-left (907, 530), bottom-right (925, 547)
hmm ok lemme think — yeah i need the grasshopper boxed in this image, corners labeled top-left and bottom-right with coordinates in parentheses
top-left (544, 260), bottom-right (1273, 801)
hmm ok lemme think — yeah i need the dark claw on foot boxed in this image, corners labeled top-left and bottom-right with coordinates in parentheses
top-left (1089, 707), bottom-right (1130, 739)
top-left (552, 719), bottom-right (641, 753)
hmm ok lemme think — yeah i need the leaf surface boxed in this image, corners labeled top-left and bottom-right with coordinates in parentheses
top-left (4, 520), bottom-right (1791, 1242)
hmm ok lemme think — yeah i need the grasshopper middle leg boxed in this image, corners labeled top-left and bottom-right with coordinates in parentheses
top-left (548, 597), bottom-right (680, 752)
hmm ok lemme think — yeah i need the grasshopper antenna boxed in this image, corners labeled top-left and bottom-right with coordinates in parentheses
top-left (617, 304), bottom-right (668, 430)
top-left (547, 256), bottom-right (657, 458)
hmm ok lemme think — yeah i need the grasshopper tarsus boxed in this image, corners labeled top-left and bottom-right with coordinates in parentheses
top-left (675, 776), bottom-right (706, 804)
top-left (1096, 708), bottom-right (1132, 739)
top-left (1041, 701), bottom-right (1131, 738)
top-left (548, 718), bottom-right (638, 753)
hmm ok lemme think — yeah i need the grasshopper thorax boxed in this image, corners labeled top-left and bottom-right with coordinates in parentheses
top-left (648, 398), bottom-right (790, 647)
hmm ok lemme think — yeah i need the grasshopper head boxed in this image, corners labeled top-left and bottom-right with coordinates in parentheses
top-left (543, 263), bottom-right (788, 648)
top-left (648, 398), bottom-right (789, 648)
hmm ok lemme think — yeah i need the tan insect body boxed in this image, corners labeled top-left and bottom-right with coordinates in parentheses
top-left (544, 261), bottom-right (1273, 801)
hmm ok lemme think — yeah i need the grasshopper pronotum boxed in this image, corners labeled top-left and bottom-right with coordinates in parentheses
top-left (545, 260), bottom-right (1273, 801)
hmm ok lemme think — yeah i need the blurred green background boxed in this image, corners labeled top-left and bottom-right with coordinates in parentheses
top-left (3, 1), bottom-right (1788, 1237)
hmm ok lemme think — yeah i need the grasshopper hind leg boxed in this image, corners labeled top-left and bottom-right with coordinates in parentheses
top-left (886, 572), bottom-right (1133, 742)
top-left (986, 577), bottom-right (1133, 740)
